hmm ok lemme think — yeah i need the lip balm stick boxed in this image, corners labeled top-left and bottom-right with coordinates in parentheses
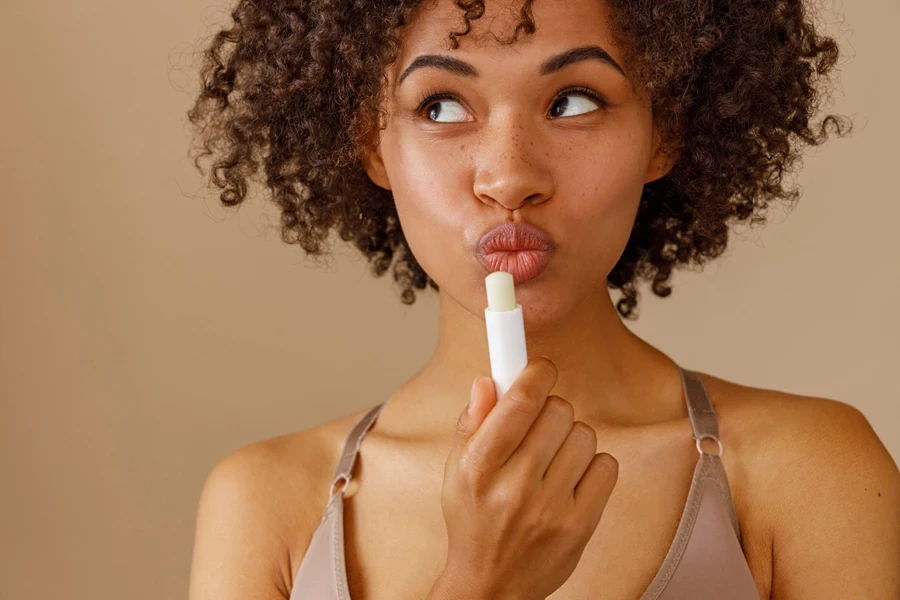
top-left (484, 271), bottom-right (529, 400)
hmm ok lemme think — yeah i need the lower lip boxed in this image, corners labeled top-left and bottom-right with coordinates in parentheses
top-left (477, 249), bottom-right (552, 284)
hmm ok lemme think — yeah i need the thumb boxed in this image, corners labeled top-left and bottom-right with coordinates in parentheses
top-left (449, 376), bottom-right (497, 460)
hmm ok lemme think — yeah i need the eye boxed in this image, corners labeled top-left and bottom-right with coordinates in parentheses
top-left (549, 87), bottom-right (607, 119)
top-left (416, 92), bottom-right (471, 123)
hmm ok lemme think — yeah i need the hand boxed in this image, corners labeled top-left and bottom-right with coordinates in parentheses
top-left (439, 356), bottom-right (619, 600)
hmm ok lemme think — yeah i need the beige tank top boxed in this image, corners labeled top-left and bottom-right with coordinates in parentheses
top-left (289, 365), bottom-right (759, 599)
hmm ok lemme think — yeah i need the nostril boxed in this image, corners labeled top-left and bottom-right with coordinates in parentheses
top-left (529, 194), bottom-right (552, 206)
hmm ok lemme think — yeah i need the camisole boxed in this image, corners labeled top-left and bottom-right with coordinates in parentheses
top-left (289, 365), bottom-right (759, 599)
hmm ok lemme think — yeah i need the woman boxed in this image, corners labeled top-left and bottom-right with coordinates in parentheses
top-left (186, 0), bottom-right (900, 598)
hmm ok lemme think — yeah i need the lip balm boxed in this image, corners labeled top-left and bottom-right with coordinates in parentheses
top-left (484, 271), bottom-right (528, 400)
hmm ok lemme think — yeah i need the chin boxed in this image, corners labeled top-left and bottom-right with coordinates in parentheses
top-left (480, 269), bottom-right (567, 329)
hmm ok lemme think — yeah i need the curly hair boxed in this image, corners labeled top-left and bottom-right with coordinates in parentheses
top-left (186, 0), bottom-right (851, 319)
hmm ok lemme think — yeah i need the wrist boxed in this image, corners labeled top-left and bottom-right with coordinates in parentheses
top-left (428, 566), bottom-right (539, 600)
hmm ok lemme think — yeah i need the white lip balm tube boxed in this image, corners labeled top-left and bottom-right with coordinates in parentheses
top-left (484, 271), bottom-right (529, 400)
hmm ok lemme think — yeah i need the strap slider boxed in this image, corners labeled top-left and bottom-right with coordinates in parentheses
top-left (695, 435), bottom-right (724, 457)
top-left (329, 473), bottom-right (350, 498)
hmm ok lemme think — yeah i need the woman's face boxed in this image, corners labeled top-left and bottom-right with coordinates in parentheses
top-left (364, 0), bottom-right (672, 328)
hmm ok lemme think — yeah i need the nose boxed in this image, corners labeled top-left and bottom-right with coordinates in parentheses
top-left (472, 117), bottom-right (555, 211)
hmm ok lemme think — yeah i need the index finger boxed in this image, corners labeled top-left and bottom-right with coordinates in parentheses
top-left (466, 356), bottom-right (558, 473)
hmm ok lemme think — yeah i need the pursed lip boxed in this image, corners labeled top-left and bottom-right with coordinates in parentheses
top-left (475, 222), bottom-right (557, 284)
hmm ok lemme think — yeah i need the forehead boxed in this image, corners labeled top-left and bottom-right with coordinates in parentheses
top-left (391, 0), bottom-right (623, 79)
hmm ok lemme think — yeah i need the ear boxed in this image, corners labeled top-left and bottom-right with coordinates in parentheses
top-left (361, 143), bottom-right (392, 191)
top-left (644, 124), bottom-right (680, 184)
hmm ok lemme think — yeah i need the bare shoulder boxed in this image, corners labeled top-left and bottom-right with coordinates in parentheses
top-left (188, 407), bottom-right (373, 600)
top-left (696, 370), bottom-right (897, 483)
top-left (696, 371), bottom-right (900, 597)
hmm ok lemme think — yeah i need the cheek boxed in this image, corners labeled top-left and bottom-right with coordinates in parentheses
top-left (554, 129), bottom-right (651, 268)
top-left (379, 131), bottom-right (471, 281)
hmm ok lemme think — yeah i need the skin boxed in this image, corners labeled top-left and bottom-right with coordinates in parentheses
top-left (187, 1), bottom-right (900, 599)
top-left (363, 0), bottom-right (682, 436)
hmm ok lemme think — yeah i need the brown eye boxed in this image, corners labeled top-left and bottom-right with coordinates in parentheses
top-left (425, 98), bottom-right (469, 123)
top-left (550, 93), bottom-right (603, 119)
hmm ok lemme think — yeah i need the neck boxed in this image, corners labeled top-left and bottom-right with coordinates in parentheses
top-left (389, 284), bottom-right (686, 440)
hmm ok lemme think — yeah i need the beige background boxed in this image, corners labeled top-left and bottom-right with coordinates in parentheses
top-left (1, 0), bottom-right (897, 598)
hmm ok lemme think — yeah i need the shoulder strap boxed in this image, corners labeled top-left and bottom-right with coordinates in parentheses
top-left (329, 402), bottom-right (386, 498)
top-left (679, 366), bottom-right (724, 456)
top-left (679, 365), bottom-right (743, 542)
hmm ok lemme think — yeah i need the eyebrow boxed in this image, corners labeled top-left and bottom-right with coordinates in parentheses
top-left (396, 45), bottom-right (625, 87)
top-left (539, 45), bottom-right (625, 78)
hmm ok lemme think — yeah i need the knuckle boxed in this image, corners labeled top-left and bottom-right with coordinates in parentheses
top-left (570, 421), bottom-right (597, 448)
top-left (505, 389), bottom-right (539, 415)
top-left (597, 452), bottom-right (619, 476)
top-left (545, 396), bottom-right (574, 421)
top-left (459, 449), bottom-right (490, 484)
top-left (559, 515), bottom-right (586, 539)
top-left (551, 508), bottom-right (586, 541)
top-left (488, 481), bottom-right (517, 511)
top-left (534, 356), bottom-right (558, 380)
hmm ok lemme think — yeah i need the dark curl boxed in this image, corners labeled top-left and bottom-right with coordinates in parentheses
top-left (186, 0), bottom-right (851, 318)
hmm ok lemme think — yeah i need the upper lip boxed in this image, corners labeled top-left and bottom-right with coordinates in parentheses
top-left (476, 221), bottom-right (557, 256)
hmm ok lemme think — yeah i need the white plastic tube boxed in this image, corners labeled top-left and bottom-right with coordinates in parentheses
top-left (484, 271), bottom-right (528, 400)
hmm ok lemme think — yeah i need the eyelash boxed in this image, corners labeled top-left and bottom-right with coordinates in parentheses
top-left (414, 85), bottom-right (609, 120)
top-left (414, 89), bottom-right (455, 113)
